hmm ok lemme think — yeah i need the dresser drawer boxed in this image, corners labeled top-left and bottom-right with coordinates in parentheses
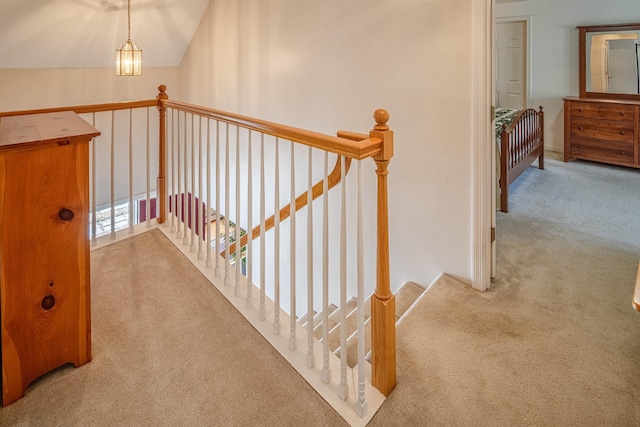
top-left (570, 139), bottom-right (634, 164)
top-left (571, 118), bottom-right (634, 142)
top-left (570, 101), bottom-right (635, 122)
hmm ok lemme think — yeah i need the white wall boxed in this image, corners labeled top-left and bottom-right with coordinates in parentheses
top-left (0, 67), bottom-right (179, 112)
top-left (496, 0), bottom-right (640, 153)
top-left (178, 0), bottom-right (476, 290)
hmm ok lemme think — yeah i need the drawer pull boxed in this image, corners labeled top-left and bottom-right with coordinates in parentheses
top-left (578, 126), bottom-right (584, 131)
top-left (578, 145), bottom-right (584, 149)
top-left (621, 151), bottom-right (626, 155)
top-left (620, 131), bottom-right (625, 135)
top-left (58, 208), bottom-right (74, 221)
top-left (41, 294), bottom-right (56, 311)
top-left (620, 112), bottom-right (625, 116)
top-left (578, 108), bottom-right (583, 112)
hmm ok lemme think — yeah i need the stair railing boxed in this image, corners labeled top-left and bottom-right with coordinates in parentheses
top-left (0, 85), bottom-right (396, 420)
top-left (157, 87), bottom-right (396, 412)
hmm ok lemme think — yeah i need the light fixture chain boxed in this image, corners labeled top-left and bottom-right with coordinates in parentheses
top-left (127, 0), bottom-right (131, 41)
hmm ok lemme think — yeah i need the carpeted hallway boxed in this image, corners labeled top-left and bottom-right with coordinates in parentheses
top-left (0, 230), bottom-right (347, 426)
top-left (369, 157), bottom-right (640, 426)
top-left (1, 157), bottom-right (639, 426)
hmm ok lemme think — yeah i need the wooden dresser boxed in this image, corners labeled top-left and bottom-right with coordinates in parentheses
top-left (0, 111), bottom-right (99, 406)
top-left (564, 97), bottom-right (640, 168)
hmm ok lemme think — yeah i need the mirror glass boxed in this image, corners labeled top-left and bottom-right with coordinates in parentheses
top-left (586, 30), bottom-right (640, 94)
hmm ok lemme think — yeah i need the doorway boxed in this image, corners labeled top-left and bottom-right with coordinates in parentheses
top-left (495, 19), bottom-right (528, 109)
top-left (491, 16), bottom-right (532, 279)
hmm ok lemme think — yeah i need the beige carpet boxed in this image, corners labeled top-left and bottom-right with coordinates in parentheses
top-left (370, 158), bottom-right (640, 426)
top-left (2, 158), bottom-right (640, 426)
top-left (0, 230), bottom-right (347, 426)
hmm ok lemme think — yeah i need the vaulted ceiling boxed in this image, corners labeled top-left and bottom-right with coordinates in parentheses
top-left (0, 0), bottom-right (210, 69)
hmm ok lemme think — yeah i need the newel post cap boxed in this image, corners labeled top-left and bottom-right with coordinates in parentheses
top-left (157, 84), bottom-right (168, 102)
top-left (371, 109), bottom-right (393, 161)
top-left (373, 109), bottom-right (390, 131)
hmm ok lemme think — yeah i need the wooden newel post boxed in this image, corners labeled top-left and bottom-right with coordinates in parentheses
top-left (369, 109), bottom-right (396, 396)
top-left (156, 85), bottom-right (168, 224)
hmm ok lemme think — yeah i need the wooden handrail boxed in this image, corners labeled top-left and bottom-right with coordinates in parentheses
top-left (0, 99), bottom-right (159, 118)
top-left (163, 100), bottom-right (382, 161)
top-left (225, 155), bottom-right (352, 257)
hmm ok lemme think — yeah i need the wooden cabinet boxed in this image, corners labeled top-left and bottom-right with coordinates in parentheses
top-left (564, 97), bottom-right (640, 167)
top-left (0, 111), bottom-right (99, 406)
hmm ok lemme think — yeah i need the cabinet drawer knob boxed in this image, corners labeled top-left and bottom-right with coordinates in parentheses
top-left (41, 294), bottom-right (56, 311)
top-left (578, 126), bottom-right (584, 131)
top-left (578, 145), bottom-right (584, 149)
top-left (620, 112), bottom-right (625, 116)
top-left (58, 208), bottom-right (74, 221)
top-left (620, 131), bottom-right (626, 135)
top-left (578, 108), bottom-right (583, 112)
top-left (621, 151), bottom-right (626, 155)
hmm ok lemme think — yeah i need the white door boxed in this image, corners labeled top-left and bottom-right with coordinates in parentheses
top-left (495, 21), bottom-right (526, 109)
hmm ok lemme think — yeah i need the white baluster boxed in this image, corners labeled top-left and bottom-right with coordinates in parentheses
top-left (177, 111), bottom-right (183, 239)
top-left (206, 118), bottom-right (212, 268)
top-left (170, 108), bottom-right (177, 233)
top-left (246, 130), bottom-right (253, 308)
top-left (356, 159), bottom-right (367, 417)
top-left (225, 123), bottom-right (231, 286)
top-left (190, 113), bottom-right (196, 252)
top-left (198, 115), bottom-right (204, 260)
top-left (164, 109), bottom-right (169, 227)
top-left (306, 146), bottom-right (314, 369)
top-left (215, 121), bottom-right (221, 276)
top-left (259, 133), bottom-right (266, 320)
top-left (171, 109), bottom-right (176, 232)
top-left (274, 137), bottom-right (281, 335)
top-left (289, 140), bottom-right (296, 351)
top-left (128, 109), bottom-right (134, 234)
top-left (183, 111), bottom-right (189, 246)
top-left (110, 110), bottom-right (116, 240)
top-left (235, 126), bottom-right (241, 296)
top-left (322, 151), bottom-right (330, 384)
top-left (338, 155), bottom-right (348, 400)
top-left (91, 112), bottom-right (97, 246)
top-left (146, 107), bottom-right (151, 228)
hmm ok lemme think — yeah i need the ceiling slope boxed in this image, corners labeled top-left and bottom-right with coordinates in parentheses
top-left (0, 0), bottom-right (210, 69)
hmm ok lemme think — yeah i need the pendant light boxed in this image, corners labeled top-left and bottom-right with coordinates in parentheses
top-left (116, 0), bottom-right (142, 76)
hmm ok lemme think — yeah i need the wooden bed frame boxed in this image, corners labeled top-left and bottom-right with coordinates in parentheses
top-left (499, 106), bottom-right (544, 213)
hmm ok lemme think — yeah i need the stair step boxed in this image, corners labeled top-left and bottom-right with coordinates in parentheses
top-left (304, 281), bottom-right (427, 370)
top-left (395, 281), bottom-right (426, 321)
top-left (309, 304), bottom-right (338, 334)
top-left (339, 282), bottom-right (426, 368)
top-left (313, 304), bottom-right (340, 340)
top-left (299, 303), bottom-right (339, 332)
top-left (325, 297), bottom-right (360, 352)
top-left (297, 311), bottom-right (316, 329)
top-left (329, 297), bottom-right (358, 323)
top-left (342, 318), bottom-right (371, 368)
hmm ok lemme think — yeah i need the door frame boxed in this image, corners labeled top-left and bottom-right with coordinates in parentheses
top-left (473, 5), bottom-right (535, 291)
top-left (472, 0), bottom-right (493, 291)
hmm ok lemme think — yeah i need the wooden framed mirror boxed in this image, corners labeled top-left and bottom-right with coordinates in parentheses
top-left (578, 22), bottom-right (640, 100)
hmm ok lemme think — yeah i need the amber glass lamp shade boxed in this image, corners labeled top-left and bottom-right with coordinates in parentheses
top-left (116, 40), bottom-right (142, 76)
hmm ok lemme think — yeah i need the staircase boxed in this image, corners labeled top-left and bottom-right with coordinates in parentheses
top-left (300, 281), bottom-right (427, 368)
